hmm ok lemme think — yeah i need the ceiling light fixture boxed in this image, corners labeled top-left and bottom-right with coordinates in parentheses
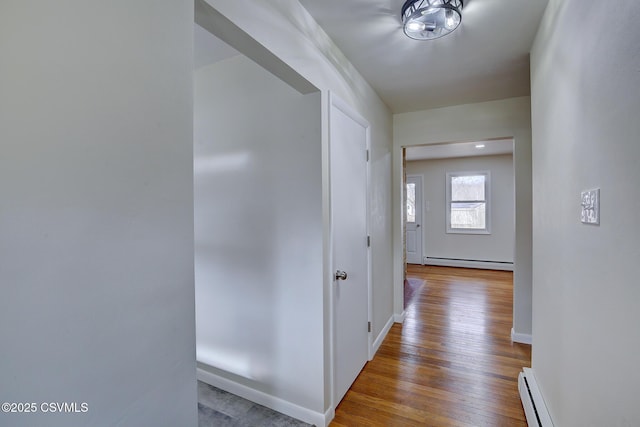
top-left (475, 144), bottom-right (486, 149)
top-left (402, 0), bottom-right (463, 40)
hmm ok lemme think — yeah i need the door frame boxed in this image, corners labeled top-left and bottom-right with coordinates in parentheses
top-left (328, 91), bottom-right (372, 409)
top-left (394, 133), bottom-right (529, 340)
top-left (405, 174), bottom-right (424, 265)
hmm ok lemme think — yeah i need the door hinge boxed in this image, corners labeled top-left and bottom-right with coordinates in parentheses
top-left (368, 322), bottom-right (372, 333)
top-left (367, 236), bottom-right (371, 247)
top-left (366, 150), bottom-right (369, 161)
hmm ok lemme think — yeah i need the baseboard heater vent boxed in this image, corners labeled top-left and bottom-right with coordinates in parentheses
top-left (518, 368), bottom-right (553, 427)
top-left (423, 257), bottom-right (513, 271)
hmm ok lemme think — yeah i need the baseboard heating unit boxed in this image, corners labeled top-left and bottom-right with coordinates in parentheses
top-left (423, 256), bottom-right (513, 271)
top-left (518, 368), bottom-right (554, 426)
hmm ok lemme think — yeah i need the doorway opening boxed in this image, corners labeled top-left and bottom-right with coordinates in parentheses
top-left (192, 3), bottom-right (372, 424)
top-left (193, 6), bottom-right (327, 425)
top-left (402, 138), bottom-right (515, 308)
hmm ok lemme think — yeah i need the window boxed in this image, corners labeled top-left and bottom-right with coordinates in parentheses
top-left (446, 171), bottom-right (490, 234)
top-left (406, 182), bottom-right (416, 223)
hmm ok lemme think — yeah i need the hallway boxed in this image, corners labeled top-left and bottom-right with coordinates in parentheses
top-left (332, 265), bottom-right (531, 426)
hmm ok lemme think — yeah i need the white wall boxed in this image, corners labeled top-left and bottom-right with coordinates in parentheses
top-left (406, 154), bottom-right (515, 265)
top-left (199, 0), bottom-right (394, 417)
top-left (0, 2), bottom-right (196, 427)
top-left (194, 55), bottom-right (323, 413)
top-left (530, 0), bottom-right (640, 424)
top-left (394, 97), bottom-right (533, 339)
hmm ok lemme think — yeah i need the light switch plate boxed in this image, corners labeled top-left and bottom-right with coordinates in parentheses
top-left (581, 188), bottom-right (600, 225)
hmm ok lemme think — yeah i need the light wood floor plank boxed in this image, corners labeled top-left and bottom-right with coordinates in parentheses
top-left (331, 265), bottom-right (531, 426)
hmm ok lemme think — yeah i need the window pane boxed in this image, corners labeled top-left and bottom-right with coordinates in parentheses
top-left (450, 202), bottom-right (485, 229)
top-left (451, 175), bottom-right (485, 201)
top-left (406, 183), bottom-right (416, 223)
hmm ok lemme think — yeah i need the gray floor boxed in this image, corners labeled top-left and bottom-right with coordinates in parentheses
top-left (198, 381), bottom-right (314, 427)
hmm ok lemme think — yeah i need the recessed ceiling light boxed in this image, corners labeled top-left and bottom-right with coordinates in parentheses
top-left (475, 144), bottom-right (486, 149)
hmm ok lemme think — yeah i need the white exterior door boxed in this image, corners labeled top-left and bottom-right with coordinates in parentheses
top-left (406, 175), bottom-right (423, 264)
top-left (330, 94), bottom-right (370, 406)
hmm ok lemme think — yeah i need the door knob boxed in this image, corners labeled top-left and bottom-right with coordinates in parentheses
top-left (335, 270), bottom-right (348, 281)
top-left (416, 224), bottom-right (420, 227)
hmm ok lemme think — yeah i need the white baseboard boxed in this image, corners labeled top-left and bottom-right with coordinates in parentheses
top-left (372, 315), bottom-right (394, 357)
top-left (394, 311), bottom-right (406, 323)
top-left (323, 406), bottom-right (335, 427)
top-left (197, 367), bottom-right (331, 427)
top-left (511, 328), bottom-right (533, 345)
top-left (424, 257), bottom-right (514, 271)
top-left (518, 367), bottom-right (554, 426)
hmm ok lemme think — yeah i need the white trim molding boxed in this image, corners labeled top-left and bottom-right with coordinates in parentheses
top-left (511, 328), bottom-right (532, 345)
top-left (372, 315), bottom-right (395, 357)
top-left (394, 311), bottom-right (406, 323)
top-left (197, 368), bottom-right (331, 427)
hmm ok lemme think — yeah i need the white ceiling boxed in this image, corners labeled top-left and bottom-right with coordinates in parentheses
top-left (405, 138), bottom-right (513, 161)
top-left (298, 0), bottom-right (548, 113)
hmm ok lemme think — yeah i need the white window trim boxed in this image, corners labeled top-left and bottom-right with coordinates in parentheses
top-left (446, 171), bottom-right (491, 235)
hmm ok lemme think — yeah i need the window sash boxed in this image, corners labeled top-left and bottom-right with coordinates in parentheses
top-left (446, 171), bottom-right (491, 234)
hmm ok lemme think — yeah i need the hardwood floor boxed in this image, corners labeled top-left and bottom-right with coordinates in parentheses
top-left (331, 265), bottom-right (531, 426)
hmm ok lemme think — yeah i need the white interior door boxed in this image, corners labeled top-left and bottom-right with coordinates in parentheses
top-left (405, 175), bottom-right (423, 264)
top-left (330, 94), bottom-right (370, 406)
